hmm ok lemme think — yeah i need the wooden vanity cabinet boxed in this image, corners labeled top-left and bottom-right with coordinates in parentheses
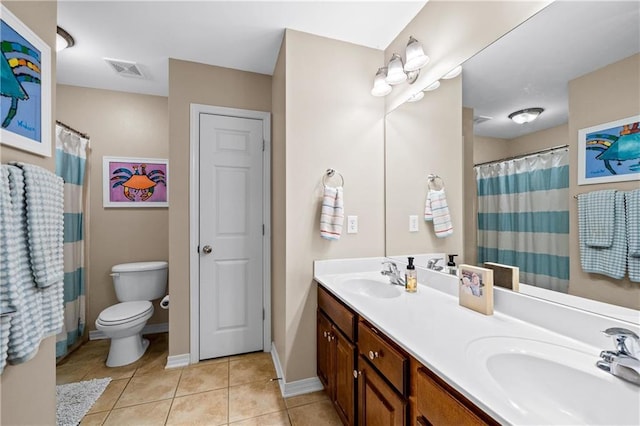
top-left (358, 354), bottom-right (407, 426)
top-left (411, 358), bottom-right (499, 426)
top-left (317, 286), bottom-right (357, 425)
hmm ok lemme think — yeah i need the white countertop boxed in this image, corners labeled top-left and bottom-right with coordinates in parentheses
top-left (314, 258), bottom-right (640, 425)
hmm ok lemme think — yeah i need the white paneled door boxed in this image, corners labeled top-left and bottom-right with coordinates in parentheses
top-left (199, 113), bottom-right (264, 360)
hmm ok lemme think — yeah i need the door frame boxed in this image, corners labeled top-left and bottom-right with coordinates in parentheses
top-left (189, 103), bottom-right (271, 363)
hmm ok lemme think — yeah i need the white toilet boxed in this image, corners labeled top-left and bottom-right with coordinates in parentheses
top-left (95, 261), bottom-right (168, 367)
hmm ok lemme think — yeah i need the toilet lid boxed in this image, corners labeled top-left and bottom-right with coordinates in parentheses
top-left (98, 301), bottom-right (153, 325)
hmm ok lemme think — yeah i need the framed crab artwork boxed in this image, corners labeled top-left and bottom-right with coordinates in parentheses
top-left (0, 5), bottom-right (52, 157)
top-left (103, 157), bottom-right (168, 207)
top-left (578, 115), bottom-right (640, 185)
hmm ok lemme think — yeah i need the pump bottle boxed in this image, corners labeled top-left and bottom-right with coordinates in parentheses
top-left (405, 257), bottom-right (417, 293)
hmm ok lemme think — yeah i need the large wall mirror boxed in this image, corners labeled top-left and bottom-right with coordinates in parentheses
top-left (385, 1), bottom-right (640, 319)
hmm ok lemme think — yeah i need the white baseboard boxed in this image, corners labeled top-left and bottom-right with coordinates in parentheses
top-left (165, 353), bottom-right (190, 369)
top-left (270, 342), bottom-right (324, 398)
top-left (89, 322), bottom-right (169, 340)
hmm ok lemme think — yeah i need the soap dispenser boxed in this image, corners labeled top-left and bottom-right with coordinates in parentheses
top-left (447, 254), bottom-right (458, 276)
top-left (405, 257), bottom-right (417, 293)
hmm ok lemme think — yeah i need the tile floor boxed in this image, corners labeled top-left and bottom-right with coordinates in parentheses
top-left (56, 334), bottom-right (343, 426)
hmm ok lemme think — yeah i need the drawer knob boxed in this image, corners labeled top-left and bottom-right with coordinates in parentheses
top-left (353, 370), bottom-right (361, 378)
top-left (323, 331), bottom-right (328, 338)
top-left (368, 350), bottom-right (380, 360)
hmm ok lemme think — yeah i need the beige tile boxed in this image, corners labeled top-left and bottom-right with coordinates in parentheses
top-left (285, 391), bottom-right (329, 409)
top-left (229, 353), bottom-right (277, 386)
top-left (229, 351), bottom-right (270, 361)
top-left (114, 369), bottom-right (181, 408)
top-left (229, 380), bottom-right (285, 423)
top-left (186, 356), bottom-right (229, 368)
top-left (56, 361), bottom-right (95, 385)
top-left (83, 361), bottom-right (139, 381)
top-left (176, 361), bottom-right (229, 396)
top-left (87, 378), bottom-right (129, 414)
top-left (166, 388), bottom-right (228, 425)
top-left (80, 410), bottom-right (109, 426)
top-left (103, 400), bottom-right (172, 426)
top-left (135, 349), bottom-right (170, 376)
top-left (230, 411), bottom-right (291, 426)
top-left (288, 400), bottom-right (342, 426)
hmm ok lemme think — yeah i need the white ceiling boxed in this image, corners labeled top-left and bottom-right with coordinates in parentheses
top-left (56, 1), bottom-right (427, 96)
top-left (463, 1), bottom-right (640, 140)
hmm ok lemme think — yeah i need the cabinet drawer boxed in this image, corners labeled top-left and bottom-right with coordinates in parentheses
top-left (358, 321), bottom-right (408, 396)
top-left (318, 285), bottom-right (356, 342)
top-left (416, 367), bottom-right (494, 426)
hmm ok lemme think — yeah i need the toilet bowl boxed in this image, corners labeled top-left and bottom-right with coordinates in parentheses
top-left (96, 261), bottom-right (167, 367)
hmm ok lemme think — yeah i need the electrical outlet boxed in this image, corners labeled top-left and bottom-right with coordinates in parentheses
top-left (409, 215), bottom-right (419, 232)
top-left (347, 215), bottom-right (358, 234)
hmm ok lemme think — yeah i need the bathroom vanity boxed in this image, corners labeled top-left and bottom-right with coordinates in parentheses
top-left (314, 257), bottom-right (640, 426)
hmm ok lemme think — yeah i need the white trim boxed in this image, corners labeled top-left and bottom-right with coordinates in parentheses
top-left (271, 342), bottom-right (324, 398)
top-left (189, 104), bottom-right (272, 364)
top-left (88, 322), bottom-right (168, 340)
top-left (165, 353), bottom-right (190, 369)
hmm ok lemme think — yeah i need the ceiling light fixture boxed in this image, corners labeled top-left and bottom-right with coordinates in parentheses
top-left (371, 36), bottom-right (429, 96)
top-left (508, 107), bottom-right (544, 124)
top-left (442, 65), bottom-right (462, 80)
top-left (56, 26), bottom-right (74, 52)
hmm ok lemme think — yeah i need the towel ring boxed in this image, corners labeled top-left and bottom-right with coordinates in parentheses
top-left (323, 169), bottom-right (344, 187)
top-left (427, 174), bottom-right (444, 190)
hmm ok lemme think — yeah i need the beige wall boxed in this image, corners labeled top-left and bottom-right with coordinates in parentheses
top-left (507, 123), bottom-right (568, 157)
top-left (385, 0), bottom-right (551, 112)
top-left (271, 37), bottom-right (287, 366)
top-left (474, 135), bottom-right (509, 164)
top-left (168, 59), bottom-right (272, 356)
top-left (385, 77), bottom-right (463, 260)
top-left (280, 30), bottom-right (385, 381)
top-left (568, 54), bottom-right (640, 309)
top-left (56, 85), bottom-right (169, 330)
top-left (0, 1), bottom-right (57, 424)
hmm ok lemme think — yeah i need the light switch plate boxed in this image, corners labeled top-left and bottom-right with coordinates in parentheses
top-left (347, 215), bottom-right (358, 234)
top-left (409, 215), bottom-right (419, 232)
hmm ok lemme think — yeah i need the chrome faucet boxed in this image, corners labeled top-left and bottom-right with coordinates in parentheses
top-left (427, 258), bottom-right (444, 271)
top-left (381, 261), bottom-right (405, 286)
top-left (596, 327), bottom-right (640, 386)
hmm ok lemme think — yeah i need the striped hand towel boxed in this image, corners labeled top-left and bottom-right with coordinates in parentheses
top-left (583, 190), bottom-right (616, 248)
top-left (578, 191), bottom-right (626, 279)
top-left (320, 186), bottom-right (344, 240)
top-left (626, 190), bottom-right (640, 282)
top-left (426, 189), bottom-right (453, 238)
top-left (424, 191), bottom-right (433, 221)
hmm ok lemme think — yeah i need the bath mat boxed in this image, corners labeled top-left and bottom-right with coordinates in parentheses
top-left (56, 377), bottom-right (111, 426)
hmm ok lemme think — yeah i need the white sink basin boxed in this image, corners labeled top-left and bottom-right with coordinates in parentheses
top-left (341, 277), bottom-right (402, 299)
top-left (466, 337), bottom-right (640, 425)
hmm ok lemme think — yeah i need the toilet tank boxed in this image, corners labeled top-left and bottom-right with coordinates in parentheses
top-left (111, 261), bottom-right (168, 302)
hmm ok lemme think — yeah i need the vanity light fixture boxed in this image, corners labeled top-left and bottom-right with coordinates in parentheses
top-left (371, 67), bottom-right (392, 97)
top-left (424, 80), bottom-right (441, 91)
top-left (406, 91), bottom-right (425, 102)
top-left (442, 65), bottom-right (462, 79)
top-left (372, 36), bottom-right (430, 96)
top-left (56, 26), bottom-right (75, 52)
top-left (508, 107), bottom-right (544, 124)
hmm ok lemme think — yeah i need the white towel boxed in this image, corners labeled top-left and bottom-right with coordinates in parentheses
top-left (320, 186), bottom-right (344, 240)
top-left (626, 190), bottom-right (640, 282)
top-left (11, 162), bottom-right (64, 288)
top-left (578, 191), bottom-right (626, 280)
top-left (583, 190), bottom-right (616, 248)
top-left (425, 189), bottom-right (453, 238)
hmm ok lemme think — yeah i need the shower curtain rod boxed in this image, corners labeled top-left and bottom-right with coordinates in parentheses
top-left (56, 120), bottom-right (90, 139)
top-left (474, 144), bottom-right (568, 167)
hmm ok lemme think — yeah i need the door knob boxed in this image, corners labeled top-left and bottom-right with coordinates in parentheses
top-left (202, 245), bottom-right (213, 254)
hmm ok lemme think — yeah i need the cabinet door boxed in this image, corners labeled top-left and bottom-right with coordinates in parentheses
top-left (317, 310), bottom-right (334, 397)
top-left (334, 328), bottom-right (356, 425)
top-left (358, 356), bottom-right (406, 426)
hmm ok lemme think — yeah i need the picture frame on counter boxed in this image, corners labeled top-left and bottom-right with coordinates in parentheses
top-left (459, 264), bottom-right (494, 315)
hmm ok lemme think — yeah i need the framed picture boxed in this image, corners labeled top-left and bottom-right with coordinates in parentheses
top-left (103, 157), bottom-right (168, 208)
top-left (0, 5), bottom-right (52, 157)
top-left (458, 264), bottom-right (493, 315)
top-left (577, 115), bottom-right (640, 185)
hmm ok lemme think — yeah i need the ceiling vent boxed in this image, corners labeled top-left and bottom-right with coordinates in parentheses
top-left (104, 58), bottom-right (146, 79)
top-left (473, 115), bottom-right (493, 125)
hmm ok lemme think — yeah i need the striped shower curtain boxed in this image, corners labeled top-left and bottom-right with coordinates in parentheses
top-left (475, 147), bottom-right (569, 293)
top-left (55, 125), bottom-right (89, 358)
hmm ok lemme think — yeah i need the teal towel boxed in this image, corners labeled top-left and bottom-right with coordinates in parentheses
top-left (581, 190), bottom-right (616, 248)
top-left (578, 191), bottom-right (626, 279)
top-left (626, 190), bottom-right (640, 282)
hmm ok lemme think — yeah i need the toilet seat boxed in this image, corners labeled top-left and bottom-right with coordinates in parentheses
top-left (97, 301), bottom-right (153, 326)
